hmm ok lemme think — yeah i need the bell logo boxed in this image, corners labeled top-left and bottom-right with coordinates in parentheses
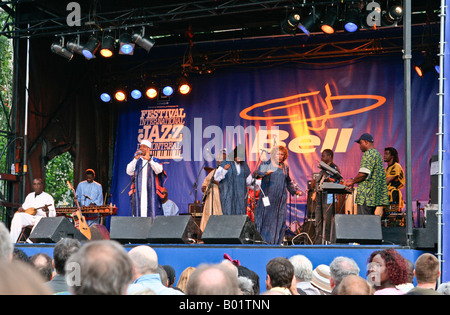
top-left (288, 128), bottom-right (353, 154)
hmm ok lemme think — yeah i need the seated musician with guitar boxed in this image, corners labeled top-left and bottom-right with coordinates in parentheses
top-left (10, 178), bottom-right (55, 243)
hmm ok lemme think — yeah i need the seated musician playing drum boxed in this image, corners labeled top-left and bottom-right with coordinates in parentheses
top-left (9, 178), bottom-right (56, 243)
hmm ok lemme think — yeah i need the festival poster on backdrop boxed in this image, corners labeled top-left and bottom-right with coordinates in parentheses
top-left (110, 55), bottom-right (438, 227)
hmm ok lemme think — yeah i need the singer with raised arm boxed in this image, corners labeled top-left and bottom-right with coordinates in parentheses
top-left (254, 145), bottom-right (303, 245)
top-left (126, 139), bottom-right (166, 218)
top-left (75, 169), bottom-right (103, 226)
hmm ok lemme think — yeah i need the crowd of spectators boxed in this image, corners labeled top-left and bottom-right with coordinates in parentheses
top-left (0, 221), bottom-right (447, 295)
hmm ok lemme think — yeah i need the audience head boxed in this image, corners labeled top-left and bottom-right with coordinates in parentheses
top-left (336, 275), bottom-right (373, 295)
top-left (437, 282), bottom-right (450, 295)
top-left (289, 254), bottom-right (314, 282)
top-left (53, 238), bottom-right (81, 276)
top-left (65, 240), bottom-right (134, 295)
top-left (329, 256), bottom-right (360, 289)
top-left (128, 245), bottom-right (158, 278)
top-left (186, 263), bottom-right (240, 295)
top-left (367, 248), bottom-right (409, 288)
top-left (177, 266), bottom-right (196, 293)
top-left (237, 265), bottom-right (260, 295)
top-left (265, 257), bottom-right (294, 290)
top-left (30, 253), bottom-right (53, 282)
top-left (414, 253), bottom-right (440, 285)
top-left (0, 222), bottom-right (13, 261)
top-left (311, 264), bottom-right (332, 294)
top-left (13, 248), bottom-right (31, 264)
top-left (163, 265), bottom-right (176, 287)
top-left (0, 261), bottom-right (52, 295)
top-left (157, 264), bottom-right (168, 286)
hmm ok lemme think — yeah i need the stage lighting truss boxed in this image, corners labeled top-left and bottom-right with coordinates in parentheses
top-left (281, 2), bottom-right (404, 37)
top-left (52, 28), bottom-right (157, 60)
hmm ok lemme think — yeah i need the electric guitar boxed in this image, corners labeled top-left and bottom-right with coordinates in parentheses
top-left (24, 204), bottom-right (52, 216)
top-left (66, 180), bottom-right (91, 240)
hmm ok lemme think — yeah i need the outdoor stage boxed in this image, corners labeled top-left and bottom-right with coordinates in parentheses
top-left (17, 242), bottom-right (427, 291)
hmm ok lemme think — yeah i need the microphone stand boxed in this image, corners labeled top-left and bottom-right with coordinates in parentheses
top-left (121, 156), bottom-right (150, 194)
top-left (190, 153), bottom-right (207, 203)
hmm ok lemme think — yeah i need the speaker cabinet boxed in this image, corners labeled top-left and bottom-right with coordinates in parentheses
top-left (202, 215), bottom-right (263, 244)
top-left (333, 214), bottom-right (382, 245)
top-left (110, 216), bottom-right (153, 244)
top-left (29, 217), bottom-right (87, 243)
top-left (147, 216), bottom-right (202, 244)
top-left (413, 210), bottom-right (438, 250)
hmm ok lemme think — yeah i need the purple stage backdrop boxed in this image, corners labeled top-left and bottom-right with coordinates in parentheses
top-left (110, 55), bottom-right (438, 231)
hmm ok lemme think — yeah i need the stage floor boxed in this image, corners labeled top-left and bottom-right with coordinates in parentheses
top-left (17, 243), bottom-right (426, 292)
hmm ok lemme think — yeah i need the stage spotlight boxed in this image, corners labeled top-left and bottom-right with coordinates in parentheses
top-left (177, 77), bottom-right (191, 95)
top-left (414, 53), bottom-right (439, 78)
top-left (51, 41), bottom-right (73, 61)
top-left (146, 87), bottom-right (158, 99)
top-left (100, 35), bottom-right (115, 58)
top-left (382, 5), bottom-right (403, 26)
top-left (298, 7), bottom-right (323, 35)
top-left (131, 89), bottom-right (142, 100)
top-left (100, 93), bottom-right (111, 103)
top-left (132, 32), bottom-right (155, 53)
top-left (344, 7), bottom-right (360, 33)
top-left (114, 90), bottom-right (127, 102)
top-left (82, 36), bottom-right (100, 60)
top-left (66, 39), bottom-right (84, 56)
top-left (321, 6), bottom-right (338, 34)
top-left (119, 33), bottom-right (135, 55)
top-left (281, 12), bottom-right (301, 34)
top-left (162, 85), bottom-right (174, 97)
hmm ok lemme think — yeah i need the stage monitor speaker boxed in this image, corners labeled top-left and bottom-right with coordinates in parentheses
top-left (110, 216), bottom-right (153, 244)
top-left (147, 215), bottom-right (202, 244)
top-left (333, 214), bottom-right (382, 245)
top-left (202, 215), bottom-right (263, 244)
top-left (29, 217), bottom-right (87, 243)
top-left (413, 209), bottom-right (438, 250)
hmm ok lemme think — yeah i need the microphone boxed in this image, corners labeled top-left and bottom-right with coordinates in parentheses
top-left (134, 150), bottom-right (142, 157)
top-left (83, 194), bottom-right (91, 200)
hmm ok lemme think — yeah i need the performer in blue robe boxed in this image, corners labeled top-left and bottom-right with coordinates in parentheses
top-left (214, 145), bottom-right (251, 215)
top-left (76, 169), bottom-right (103, 226)
top-left (126, 140), bottom-right (166, 219)
top-left (254, 146), bottom-right (303, 245)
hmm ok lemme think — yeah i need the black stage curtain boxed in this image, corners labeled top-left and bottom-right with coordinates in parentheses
top-left (15, 36), bottom-right (117, 198)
